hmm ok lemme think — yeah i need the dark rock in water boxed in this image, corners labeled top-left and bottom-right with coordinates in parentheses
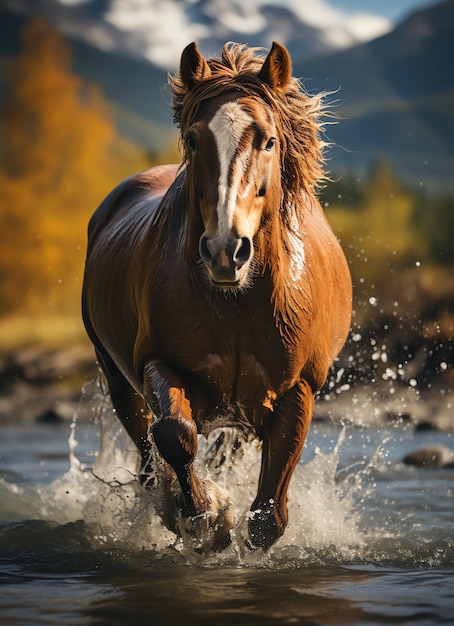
top-left (0, 343), bottom-right (97, 423)
top-left (414, 421), bottom-right (438, 432)
top-left (402, 445), bottom-right (454, 469)
top-left (36, 408), bottom-right (64, 424)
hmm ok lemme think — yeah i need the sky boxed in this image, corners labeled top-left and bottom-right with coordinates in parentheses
top-left (327, 0), bottom-right (439, 22)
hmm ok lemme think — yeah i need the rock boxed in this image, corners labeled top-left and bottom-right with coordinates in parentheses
top-left (14, 345), bottom-right (96, 383)
top-left (36, 408), bottom-right (64, 424)
top-left (0, 343), bottom-right (98, 423)
top-left (402, 445), bottom-right (454, 469)
top-left (414, 421), bottom-right (437, 432)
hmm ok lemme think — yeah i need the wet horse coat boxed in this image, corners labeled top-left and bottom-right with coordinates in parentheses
top-left (82, 42), bottom-right (352, 550)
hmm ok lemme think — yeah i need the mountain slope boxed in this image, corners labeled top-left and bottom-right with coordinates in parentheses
top-left (1, 0), bottom-right (452, 191)
top-left (0, 7), bottom-right (174, 149)
top-left (294, 0), bottom-right (454, 191)
top-left (0, 0), bottom-right (390, 68)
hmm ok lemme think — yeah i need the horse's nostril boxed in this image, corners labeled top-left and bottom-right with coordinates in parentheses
top-left (234, 237), bottom-right (252, 268)
top-left (200, 235), bottom-right (251, 272)
top-left (199, 236), bottom-right (212, 264)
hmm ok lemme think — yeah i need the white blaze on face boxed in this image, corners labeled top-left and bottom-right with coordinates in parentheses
top-left (208, 101), bottom-right (253, 239)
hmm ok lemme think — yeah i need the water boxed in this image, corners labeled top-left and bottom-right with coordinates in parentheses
top-left (0, 383), bottom-right (453, 625)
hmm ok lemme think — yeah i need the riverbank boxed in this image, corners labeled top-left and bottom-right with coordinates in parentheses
top-left (0, 343), bottom-right (97, 424)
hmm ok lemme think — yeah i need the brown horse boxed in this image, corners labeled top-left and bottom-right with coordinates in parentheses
top-left (82, 41), bottom-right (352, 551)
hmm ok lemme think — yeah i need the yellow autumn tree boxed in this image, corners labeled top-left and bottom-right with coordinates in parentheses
top-left (0, 20), bottom-right (149, 322)
top-left (361, 163), bottom-right (427, 263)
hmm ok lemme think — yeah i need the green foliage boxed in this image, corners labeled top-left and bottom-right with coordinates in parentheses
top-left (323, 165), bottom-right (454, 283)
top-left (415, 193), bottom-right (454, 264)
top-left (323, 162), bottom-right (451, 326)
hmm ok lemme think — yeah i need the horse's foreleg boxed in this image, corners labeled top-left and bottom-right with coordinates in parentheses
top-left (96, 350), bottom-right (154, 482)
top-left (249, 379), bottom-right (314, 551)
top-left (143, 359), bottom-right (233, 550)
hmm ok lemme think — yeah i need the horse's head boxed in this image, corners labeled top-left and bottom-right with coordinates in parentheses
top-left (173, 42), bottom-right (295, 289)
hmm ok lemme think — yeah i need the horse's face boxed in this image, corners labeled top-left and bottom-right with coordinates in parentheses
top-left (179, 42), bottom-right (292, 289)
top-left (186, 97), bottom-right (280, 288)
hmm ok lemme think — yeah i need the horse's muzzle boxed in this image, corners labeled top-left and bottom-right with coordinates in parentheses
top-left (199, 234), bottom-right (252, 287)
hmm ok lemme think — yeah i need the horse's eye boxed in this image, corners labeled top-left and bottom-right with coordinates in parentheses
top-left (185, 134), bottom-right (196, 152)
top-left (264, 137), bottom-right (276, 151)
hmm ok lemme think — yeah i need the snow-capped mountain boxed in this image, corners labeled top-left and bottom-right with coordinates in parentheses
top-left (1, 0), bottom-right (451, 192)
top-left (1, 0), bottom-right (391, 69)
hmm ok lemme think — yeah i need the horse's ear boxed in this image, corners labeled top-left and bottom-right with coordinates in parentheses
top-left (180, 42), bottom-right (211, 91)
top-left (259, 41), bottom-right (292, 90)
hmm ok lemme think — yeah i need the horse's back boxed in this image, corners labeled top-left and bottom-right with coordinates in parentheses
top-left (87, 164), bottom-right (181, 248)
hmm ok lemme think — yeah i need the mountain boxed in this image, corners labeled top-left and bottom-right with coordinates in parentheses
top-left (0, 0), bottom-right (452, 191)
top-left (0, 4), bottom-right (174, 150)
top-left (1, 0), bottom-right (348, 150)
top-left (294, 0), bottom-right (454, 192)
top-left (0, 0), bottom-right (390, 69)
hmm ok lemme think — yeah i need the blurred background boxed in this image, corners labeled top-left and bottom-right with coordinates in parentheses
top-left (0, 0), bottom-right (452, 421)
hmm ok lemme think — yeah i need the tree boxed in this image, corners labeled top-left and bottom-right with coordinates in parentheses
top-left (0, 20), bottom-right (149, 318)
top-left (326, 162), bottom-right (428, 323)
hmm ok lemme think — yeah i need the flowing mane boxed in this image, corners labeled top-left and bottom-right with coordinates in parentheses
top-left (169, 42), bottom-right (327, 216)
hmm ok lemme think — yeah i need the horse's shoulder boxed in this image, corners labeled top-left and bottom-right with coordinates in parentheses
top-left (136, 164), bottom-right (182, 195)
top-left (87, 164), bottom-right (182, 245)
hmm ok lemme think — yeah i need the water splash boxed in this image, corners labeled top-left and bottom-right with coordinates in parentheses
top-left (1, 381), bottom-right (452, 568)
top-left (0, 397), bottom-right (363, 567)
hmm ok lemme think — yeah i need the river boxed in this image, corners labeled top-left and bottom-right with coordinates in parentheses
top-left (0, 383), bottom-right (453, 625)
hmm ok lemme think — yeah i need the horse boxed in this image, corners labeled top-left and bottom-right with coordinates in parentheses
top-left (82, 41), bottom-right (352, 551)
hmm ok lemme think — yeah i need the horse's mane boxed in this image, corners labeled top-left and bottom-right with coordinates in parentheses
top-left (168, 42), bottom-right (328, 211)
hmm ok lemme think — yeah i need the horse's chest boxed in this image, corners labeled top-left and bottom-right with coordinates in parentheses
top-left (152, 284), bottom-right (301, 428)
top-left (193, 349), bottom-right (276, 396)
top-left (162, 314), bottom-right (294, 416)
top-left (186, 347), bottom-right (281, 435)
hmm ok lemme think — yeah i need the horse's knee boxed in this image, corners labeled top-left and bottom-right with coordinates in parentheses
top-left (146, 375), bottom-right (198, 468)
top-left (151, 413), bottom-right (198, 468)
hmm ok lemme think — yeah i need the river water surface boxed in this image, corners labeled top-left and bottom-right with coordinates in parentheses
top-left (0, 384), bottom-right (453, 625)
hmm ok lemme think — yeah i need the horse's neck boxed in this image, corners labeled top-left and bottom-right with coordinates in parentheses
top-left (154, 172), bottom-right (194, 254)
top-left (260, 203), bottom-right (310, 339)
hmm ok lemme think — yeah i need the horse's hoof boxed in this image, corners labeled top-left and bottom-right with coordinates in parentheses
top-left (176, 480), bottom-right (234, 552)
top-left (247, 506), bottom-right (284, 551)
